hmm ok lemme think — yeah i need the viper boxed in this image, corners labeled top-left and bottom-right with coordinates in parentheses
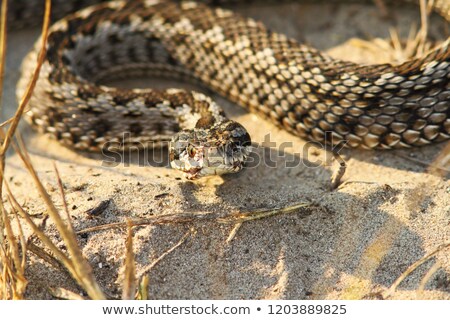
top-left (14, 0), bottom-right (450, 179)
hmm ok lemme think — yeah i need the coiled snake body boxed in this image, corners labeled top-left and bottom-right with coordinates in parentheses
top-left (15, 0), bottom-right (450, 178)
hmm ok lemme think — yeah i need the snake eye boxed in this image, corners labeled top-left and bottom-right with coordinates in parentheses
top-left (188, 146), bottom-right (196, 157)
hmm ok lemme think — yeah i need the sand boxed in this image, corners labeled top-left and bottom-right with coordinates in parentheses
top-left (3, 2), bottom-right (449, 299)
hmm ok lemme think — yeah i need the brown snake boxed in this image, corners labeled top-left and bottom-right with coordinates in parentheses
top-left (14, 0), bottom-right (450, 178)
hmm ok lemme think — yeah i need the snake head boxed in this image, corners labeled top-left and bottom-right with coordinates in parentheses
top-left (169, 120), bottom-right (252, 180)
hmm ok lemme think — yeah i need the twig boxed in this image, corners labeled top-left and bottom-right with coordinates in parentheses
top-left (417, 261), bottom-right (441, 297)
top-left (383, 241), bottom-right (450, 298)
top-left (77, 202), bottom-right (315, 235)
top-left (226, 223), bottom-right (243, 243)
top-left (137, 230), bottom-right (191, 279)
top-left (330, 151), bottom-right (347, 190)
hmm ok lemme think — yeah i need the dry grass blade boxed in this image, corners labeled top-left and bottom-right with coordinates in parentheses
top-left (363, 0), bottom-right (436, 64)
top-left (0, 215), bottom-right (24, 300)
top-left (137, 276), bottom-right (149, 300)
top-left (0, 244), bottom-right (12, 298)
top-left (0, 0), bottom-right (51, 157)
top-left (12, 136), bottom-right (106, 299)
top-left (0, 0), bottom-right (8, 110)
top-left (226, 222), bottom-right (243, 243)
top-left (0, 206), bottom-right (27, 299)
top-left (49, 287), bottom-right (85, 300)
top-left (0, 149), bottom-right (26, 299)
top-left (11, 210), bottom-right (27, 272)
top-left (122, 220), bottom-right (136, 300)
top-left (415, 0), bottom-right (429, 56)
top-left (0, 0), bottom-right (18, 301)
top-left (53, 163), bottom-right (75, 234)
top-left (417, 261), bottom-right (441, 297)
top-left (4, 182), bottom-right (77, 278)
top-left (1, 208), bottom-right (20, 270)
top-left (27, 241), bottom-right (64, 270)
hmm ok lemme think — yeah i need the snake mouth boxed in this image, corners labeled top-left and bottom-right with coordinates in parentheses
top-left (183, 167), bottom-right (202, 180)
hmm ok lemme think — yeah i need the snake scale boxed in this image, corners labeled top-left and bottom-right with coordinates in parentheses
top-left (13, 0), bottom-right (450, 178)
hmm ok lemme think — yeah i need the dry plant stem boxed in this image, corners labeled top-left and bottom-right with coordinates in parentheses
top-left (1, 207), bottom-right (20, 276)
top-left (383, 241), bottom-right (450, 298)
top-left (0, 174), bottom-right (26, 298)
top-left (417, 261), bottom-right (441, 296)
top-left (226, 222), bottom-right (243, 243)
top-left (0, 0), bottom-right (50, 157)
top-left (6, 182), bottom-right (105, 298)
top-left (12, 210), bottom-right (27, 271)
top-left (137, 230), bottom-right (191, 280)
top-left (122, 220), bottom-right (136, 300)
top-left (404, 24), bottom-right (419, 59)
top-left (27, 241), bottom-right (64, 270)
top-left (0, 0), bottom-right (11, 298)
top-left (77, 202), bottom-right (314, 235)
top-left (0, 0), bottom-right (50, 206)
top-left (5, 187), bottom-right (79, 280)
top-left (0, 238), bottom-right (15, 298)
top-left (0, 114), bottom-right (31, 129)
top-left (330, 152), bottom-right (347, 190)
top-left (0, 0), bottom-right (8, 111)
top-left (0, 245), bottom-right (12, 298)
top-left (137, 276), bottom-right (149, 300)
top-left (13, 137), bottom-right (106, 299)
top-left (0, 206), bottom-right (27, 299)
top-left (389, 27), bottom-right (402, 61)
top-left (417, 0), bottom-right (429, 56)
top-left (3, 136), bottom-right (106, 298)
top-left (49, 287), bottom-right (85, 300)
top-left (54, 162), bottom-right (75, 234)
